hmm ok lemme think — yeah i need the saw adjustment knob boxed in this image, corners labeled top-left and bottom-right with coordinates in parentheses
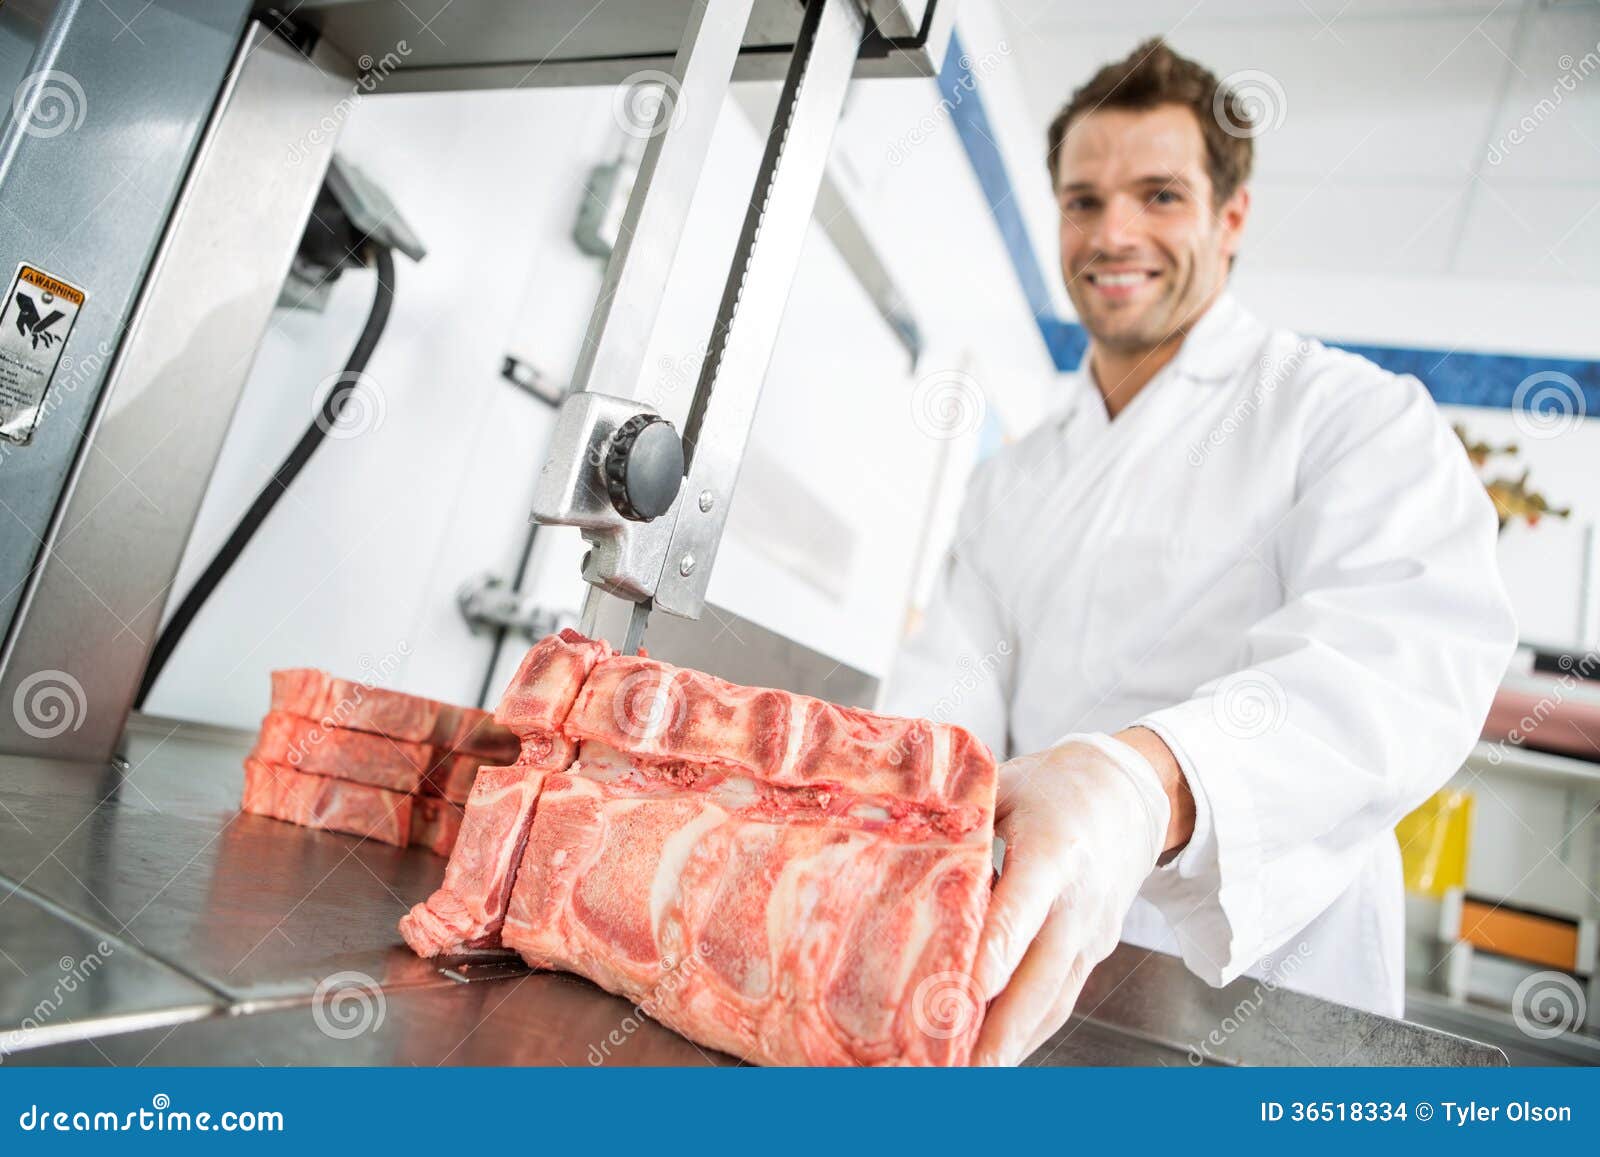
top-left (604, 413), bottom-right (684, 522)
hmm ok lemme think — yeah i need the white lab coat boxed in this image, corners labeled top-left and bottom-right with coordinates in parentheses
top-left (883, 294), bottom-right (1517, 1017)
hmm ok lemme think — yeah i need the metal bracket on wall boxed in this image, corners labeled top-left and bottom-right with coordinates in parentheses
top-left (500, 355), bottom-right (565, 407)
top-left (456, 573), bottom-right (571, 642)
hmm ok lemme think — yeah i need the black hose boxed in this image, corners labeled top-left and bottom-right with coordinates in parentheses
top-left (135, 246), bottom-right (397, 708)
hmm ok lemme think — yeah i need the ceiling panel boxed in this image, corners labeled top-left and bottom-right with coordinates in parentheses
top-left (1454, 180), bottom-right (1600, 279)
top-left (1244, 179), bottom-right (1464, 274)
top-left (1006, 17), bottom-right (1516, 184)
top-left (992, 0), bottom-right (1600, 282)
top-left (999, 0), bottom-right (1529, 37)
top-left (1478, 0), bottom-right (1600, 183)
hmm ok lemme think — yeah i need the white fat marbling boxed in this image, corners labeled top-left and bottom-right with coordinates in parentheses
top-left (649, 804), bottom-right (730, 936)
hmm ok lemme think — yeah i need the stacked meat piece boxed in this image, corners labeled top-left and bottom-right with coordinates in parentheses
top-left (241, 669), bottom-right (519, 853)
top-left (400, 629), bottom-right (997, 1066)
top-left (396, 633), bottom-right (596, 953)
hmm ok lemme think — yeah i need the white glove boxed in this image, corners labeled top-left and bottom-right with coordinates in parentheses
top-left (971, 732), bottom-right (1171, 1066)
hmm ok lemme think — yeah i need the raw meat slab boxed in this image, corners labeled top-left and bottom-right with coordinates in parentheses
top-left (252, 710), bottom-right (430, 793)
top-left (402, 630), bottom-right (997, 1065)
top-left (270, 669), bottom-right (441, 744)
top-left (398, 758), bottom-right (562, 954)
top-left (270, 668), bottom-right (517, 758)
top-left (502, 669), bottom-right (997, 1065)
top-left (399, 630), bottom-right (607, 956)
top-left (410, 795), bottom-right (466, 857)
top-left (242, 756), bottom-right (412, 847)
top-left (506, 757), bottom-right (992, 1065)
top-left (421, 751), bottom-right (485, 805)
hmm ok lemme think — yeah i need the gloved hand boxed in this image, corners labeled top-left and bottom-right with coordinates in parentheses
top-left (971, 732), bottom-right (1173, 1066)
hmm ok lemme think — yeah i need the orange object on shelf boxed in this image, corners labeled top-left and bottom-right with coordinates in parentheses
top-left (1459, 896), bottom-right (1582, 972)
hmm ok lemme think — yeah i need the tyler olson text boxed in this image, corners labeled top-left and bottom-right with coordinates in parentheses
top-left (1444, 1101), bottom-right (1573, 1126)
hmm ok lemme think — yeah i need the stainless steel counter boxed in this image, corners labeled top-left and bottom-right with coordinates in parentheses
top-left (0, 885), bottom-right (217, 1054)
top-left (0, 717), bottom-right (1505, 1066)
top-left (0, 719), bottom-right (451, 1006)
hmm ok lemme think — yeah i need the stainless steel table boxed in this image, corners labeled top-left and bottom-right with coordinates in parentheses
top-left (0, 717), bottom-right (1505, 1066)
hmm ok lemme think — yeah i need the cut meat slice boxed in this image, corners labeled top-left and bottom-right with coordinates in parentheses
top-left (421, 751), bottom-right (485, 804)
top-left (269, 669), bottom-right (518, 759)
top-left (249, 669), bottom-right (524, 853)
top-left (400, 631), bottom-right (600, 956)
top-left (242, 756), bottom-right (412, 847)
top-left (429, 703), bottom-right (520, 762)
top-left (495, 628), bottom-right (611, 737)
top-left (270, 669), bottom-right (442, 744)
top-left (398, 754), bottom-right (566, 955)
top-left (252, 710), bottom-right (430, 793)
top-left (410, 794), bottom-right (465, 857)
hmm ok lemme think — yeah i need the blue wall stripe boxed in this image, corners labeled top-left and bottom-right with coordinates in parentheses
top-left (938, 32), bottom-right (1083, 371)
top-left (938, 32), bottom-right (1600, 418)
top-left (1324, 341), bottom-right (1600, 415)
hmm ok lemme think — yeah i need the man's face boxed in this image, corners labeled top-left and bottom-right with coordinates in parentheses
top-left (1055, 104), bottom-right (1248, 355)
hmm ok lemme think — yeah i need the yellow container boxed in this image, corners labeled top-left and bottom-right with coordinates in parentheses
top-left (1395, 789), bottom-right (1474, 898)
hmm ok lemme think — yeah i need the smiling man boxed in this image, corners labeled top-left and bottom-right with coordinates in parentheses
top-left (885, 40), bottom-right (1517, 1065)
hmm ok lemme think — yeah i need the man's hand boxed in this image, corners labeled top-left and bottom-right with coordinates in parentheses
top-left (970, 728), bottom-right (1193, 1065)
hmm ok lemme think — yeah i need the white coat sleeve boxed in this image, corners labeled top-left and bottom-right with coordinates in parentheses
top-left (879, 465), bottom-right (1017, 760)
top-left (1133, 364), bottom-right (1517, 987)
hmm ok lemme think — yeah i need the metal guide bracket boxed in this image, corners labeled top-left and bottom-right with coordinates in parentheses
top-left (530, 0), bottom-right (868, 641)
top-left (525, 0), bottom-right (757, 649)
top-left (654, 0), bottom-right (867, 619)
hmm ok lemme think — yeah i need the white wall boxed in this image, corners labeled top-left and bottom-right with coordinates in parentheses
top-left (152, 46), bottom-right (1060, 728)
top-left (507, 90), bottom-right (971, 687)
top-left (149, 85), bottom-right (627, 726)
top-left (499, 65), bottom-right (1064, 695)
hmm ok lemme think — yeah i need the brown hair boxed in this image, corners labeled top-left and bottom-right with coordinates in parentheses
top-left (1046, 38), bottom-right (1254, 206)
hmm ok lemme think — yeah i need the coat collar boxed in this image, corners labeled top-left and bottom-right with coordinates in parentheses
top-left (1168, 292), bottom-right (1267, 383)
top-left (1072, 291), bottom-right (1267, 389)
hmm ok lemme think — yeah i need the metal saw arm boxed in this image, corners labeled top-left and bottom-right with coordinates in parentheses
top-left (530, 0), bottom-right (868, 652)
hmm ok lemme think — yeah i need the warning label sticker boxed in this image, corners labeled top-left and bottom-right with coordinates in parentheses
top-left (0, 263), bottom-right (87, 445)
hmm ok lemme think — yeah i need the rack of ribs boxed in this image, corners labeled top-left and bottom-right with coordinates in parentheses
top-left (400, 629), bottom-right (996, 1066)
